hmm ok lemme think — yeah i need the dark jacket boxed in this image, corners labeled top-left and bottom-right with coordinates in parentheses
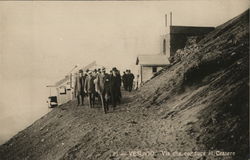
top-left (122, 74), bottom-right (128, 83)
top-left (109, 74), bottom-right (120, 91)
top-left (117, 73), bottom-right (122, 87)
top-left (127, 73), bottom-right (135, 84)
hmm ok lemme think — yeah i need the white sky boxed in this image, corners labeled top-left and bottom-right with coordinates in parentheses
top-left (0, 0), bottom-right (248, 144)
top-left (0, 0), bottom-right (248, 81)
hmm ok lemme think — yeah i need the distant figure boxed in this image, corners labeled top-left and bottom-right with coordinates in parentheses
top-left (93, 68), bottom-right (99, 103)
top-left (116, 69), bottom-right (122, 103)
top-left (94, 69), bottom-right (100, 103)
top-left (84, 70), bottom-right (95, 108)
top-left (95, 67), bottom-right (110, 113)
top-left (74, 69), bottom-right (86, 106)
top-left (127, 70), bottom-right (134, 92)
top-left (97, 68), bottom-right (101, 74)
top-left (122, 71), bottom-right (128, 91)
top-left (109, 67), bottom-right (120, 109)
top-left (92, 69), bottom-right (98, 78)
top-left (102, 68), bottom-right (111, 108)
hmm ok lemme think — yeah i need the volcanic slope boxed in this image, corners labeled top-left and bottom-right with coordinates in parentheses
top-left (0, 9), bottom-right (248, 160)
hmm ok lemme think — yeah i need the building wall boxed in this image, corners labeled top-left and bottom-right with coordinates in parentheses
top-left (170, 26), bottom-right (215, 35)
top-left (170, 34), bottom-right (188, 56)
top-left (55, 63), bottom-right (104, 106)
top-left (139, 66), bottom-right (164, 86)
top-left (160, 34), bottom-right (171, 58)
top-left (142, 66), bottom-right (153, 83)
top-left (56, 82), bottom-right (72, 105)
top-left (170, 26), bottom-right (215, 56)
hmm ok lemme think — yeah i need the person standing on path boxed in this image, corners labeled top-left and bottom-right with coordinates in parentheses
top-left (116, 69), bottom-right (122, 104)
top-left (95, 67), bottom-right (110, 113)
top-left (127, 70), bottom-right (134, 92)
top-left (74, 69), bottom-right (85, 106)
top-left (122, 71), bottom-right (128, 91)
top-left (84, 70), bottom-right (95, 108)
top-left (109, 67), bottom-right (120, 109)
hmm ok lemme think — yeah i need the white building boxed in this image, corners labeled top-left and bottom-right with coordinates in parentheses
top-left (135, 25), bottom-right (213, 87)
top-left (48, 61), bottom-right (108, 106)
top-left (136, 54), bottom-right (170, 86)
top-left (54, 75), bottom-right (72, 105)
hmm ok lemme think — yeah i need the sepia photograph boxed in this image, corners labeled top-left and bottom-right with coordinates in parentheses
top-left (0, 0), bottom-right (249, 159)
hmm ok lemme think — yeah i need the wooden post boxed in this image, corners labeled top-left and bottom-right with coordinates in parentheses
top-left (140, 65), bottom-right (143, 84)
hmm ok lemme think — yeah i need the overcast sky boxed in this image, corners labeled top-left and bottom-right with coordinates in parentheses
top-left (0, 0), bottom-right (248, 144)
top-left (0, 0), bottom-right (248, 81)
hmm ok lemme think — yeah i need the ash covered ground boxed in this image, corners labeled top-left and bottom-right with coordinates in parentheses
top-left (0, 10), bottom-right (248, 160)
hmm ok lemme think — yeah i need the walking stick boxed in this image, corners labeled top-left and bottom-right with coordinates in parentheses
top-left (100, 94), bottom-right (106, 114)
top-left (88, 93), bottom-right (92, 108)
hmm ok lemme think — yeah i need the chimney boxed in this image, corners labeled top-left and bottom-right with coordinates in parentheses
top-left (165, 14), bottom-right (167, 27)
top-left (170, 12), bottom-right (172, 26)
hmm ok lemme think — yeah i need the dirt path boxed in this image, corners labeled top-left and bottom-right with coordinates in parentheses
top-left (0, 90), bottom-right (233, 160)
top-left (57, 91), bottom-right (205, 160)
top-left (1, 10), bottom-right (248, 160)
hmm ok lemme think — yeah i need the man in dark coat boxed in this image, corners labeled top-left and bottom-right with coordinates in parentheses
top-left (127, 70), bottom-right (134, 92)
top-left (109, 67), bottom-right (120, 109)
top-left (116, 69), bottom-right (122, 103)
top-left (122, 71), bottom-right (128, 91)
top-left (74, 69), bottom-right (86, 106)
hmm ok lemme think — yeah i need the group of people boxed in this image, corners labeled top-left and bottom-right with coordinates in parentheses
top-left (122, 70), bottom-right (135, 92)
top-left (74, 67), bottom-right (134, 113)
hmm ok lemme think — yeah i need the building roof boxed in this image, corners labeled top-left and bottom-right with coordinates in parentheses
top-left (55, 76), bottom-right (70, 87)
top-left (170, 25), bottom-right (215, 35)
top-left (136, 54), bottom-right (170, 66)
top-left (53, 61), bottom-right (104, 87)
top-left (82, 61), bottom-right (97, 71)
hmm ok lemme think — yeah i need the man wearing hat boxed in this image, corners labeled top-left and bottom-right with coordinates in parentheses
top-left (127, 70), bottom-right (134, 92)
top-left (122, 71), bottom-right (128, 91)
top-left (116, 69), bottom-right (122, 104)
top-left (95, 67), bottom-right (110, 113)
top-left (109, 67), bottom-right (121, 109)
top-left (74, 69), bottom-right (86, 106)
top-left (84, 70), bottom-right (95, 108)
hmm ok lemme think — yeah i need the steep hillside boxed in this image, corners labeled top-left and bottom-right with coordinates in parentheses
top-left (137, 9), bottom-right (249, 160)
top-left (0, 10), bottom-right (248, 160)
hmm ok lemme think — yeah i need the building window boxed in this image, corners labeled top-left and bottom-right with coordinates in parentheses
top-left (152, 67), bottom-right (157, 73)
top-left (59, 86), bottom-right (66, 94)
top-left (163, 39), bottom-right (166, 54)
